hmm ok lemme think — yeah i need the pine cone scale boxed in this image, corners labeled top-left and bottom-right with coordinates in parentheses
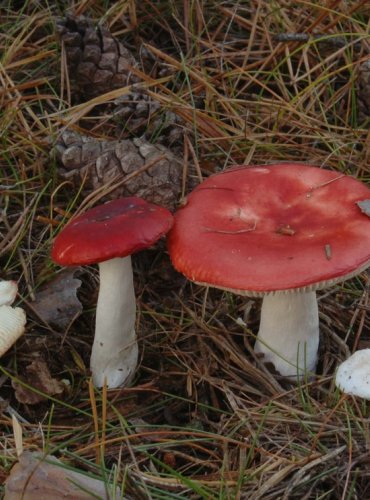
top-left (99, 52), bottom-right (118, 72)
top-left (83, 45), bottom-right (101, 64)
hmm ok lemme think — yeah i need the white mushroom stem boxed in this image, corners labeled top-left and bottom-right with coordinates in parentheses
top-left (90, 256), bottom-right (138, 388)
top-left (254, 291), bottom-right (319, 379)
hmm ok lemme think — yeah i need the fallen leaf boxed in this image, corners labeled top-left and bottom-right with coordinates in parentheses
top-left (32, 269), bottom-right (82, 329)
top-left (357, 199), bottom-right (370, 217)
top-left (4, 451), bottom-right (121, 499)
top-left (12, 359), bottom-right (65, 404)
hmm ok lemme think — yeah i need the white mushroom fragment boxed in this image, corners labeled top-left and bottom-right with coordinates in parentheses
top-left (0, 281), bottom-right (26, 356)
top-left (335, 349), bottom-right (370, 399)
top-left (0, 280), bottom-right (18, 306)
top-left (0, 306), bottom-right (27, 356)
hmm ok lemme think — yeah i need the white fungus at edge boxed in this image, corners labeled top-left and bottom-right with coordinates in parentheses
top-left (335, 349), bottom-right (370, 399)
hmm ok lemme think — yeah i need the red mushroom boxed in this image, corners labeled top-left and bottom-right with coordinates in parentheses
top-left (168, 163), bottom-right (370, 378)
top-left (52, 197), bottom-right (173, 388)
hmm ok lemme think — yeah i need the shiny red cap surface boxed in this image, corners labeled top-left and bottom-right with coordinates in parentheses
top-left (52, 197), bottom-right (173, 266)
top-left (168, 163), bottom-right (370, 293)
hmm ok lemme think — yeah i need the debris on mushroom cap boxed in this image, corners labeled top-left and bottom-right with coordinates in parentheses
top-left (168, 163), bottom-right (370, 294)
top-left (335, 349), bottom-right (370, 399)
top-left (357, 199), bottom-right (370, 217)
top-left (52, 197), bottom-right (173, 266)
top-left (0, 281), bottom-right (18, 306)
top-left (0, 306), bottom-right (27, 356)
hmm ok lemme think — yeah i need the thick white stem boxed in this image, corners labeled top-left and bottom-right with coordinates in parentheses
top-left (90, 256), bottom-right (138, 388)
top-left (254, 291), bottom-right (319, 379)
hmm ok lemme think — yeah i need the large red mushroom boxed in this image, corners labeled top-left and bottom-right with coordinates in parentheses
top-left (168, 163), bottom-right (370, 378)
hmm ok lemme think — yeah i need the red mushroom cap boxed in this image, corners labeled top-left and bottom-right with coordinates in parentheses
top-left (168, 163), bottom-right (370, 294)
top-left (52, 197), bottom-right (173, 266)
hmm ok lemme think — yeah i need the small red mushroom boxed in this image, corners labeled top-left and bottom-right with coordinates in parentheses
top-left (168, 163), bottom-right (370, 379)
top-left (52, 197), bottom-right (173, 388)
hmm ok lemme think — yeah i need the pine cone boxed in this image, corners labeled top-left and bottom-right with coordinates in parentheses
top-left (56, 14), bottom-right (140, 99)
top-left (55, 15), bottom-right (183, 140)
top-left (54, 130), bottom-right (183, 210)
top-left (357, 59), bottom-right (370, 125)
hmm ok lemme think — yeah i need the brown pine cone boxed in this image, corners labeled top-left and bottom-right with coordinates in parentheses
top-left (357, 59), bottom-right (370, 125)
top-left (56, 14), bottom-right (140, 99)
top-left (54, 130), bottom-right (183, 210)
top-left (55, 14), bottom-right (183, 141)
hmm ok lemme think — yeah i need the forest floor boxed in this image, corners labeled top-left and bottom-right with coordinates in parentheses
top-left (1, 1), bottom-right (370, 498)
